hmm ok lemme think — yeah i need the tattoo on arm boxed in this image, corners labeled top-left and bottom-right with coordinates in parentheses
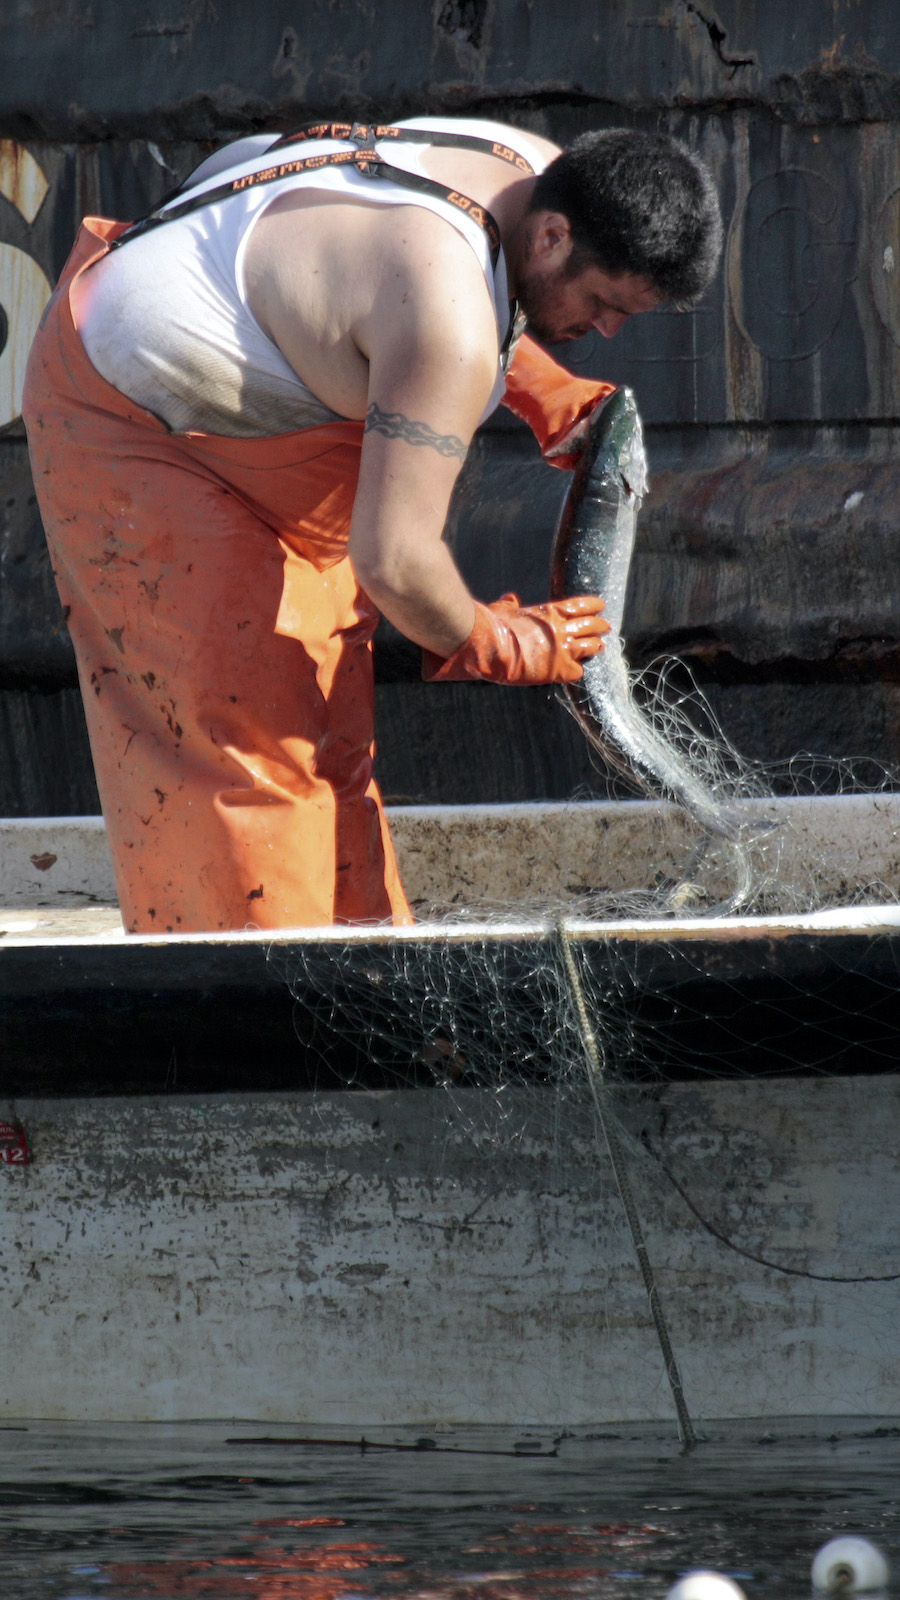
top-left (365, 402), bottom-right (469, 461)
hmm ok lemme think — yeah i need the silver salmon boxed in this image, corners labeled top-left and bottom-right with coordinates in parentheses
top-left (549, 386), bottom-right (747, 844)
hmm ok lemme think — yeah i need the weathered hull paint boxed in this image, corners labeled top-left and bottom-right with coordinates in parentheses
top-left (3, 805), bottom-right (898, 1423)
top-left (3, 1079), bottom-right (898, 1424)
top-left (5, 794), bottom-right (899, 921)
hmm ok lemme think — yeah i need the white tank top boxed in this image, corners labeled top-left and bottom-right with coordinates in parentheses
top-left (75, 117), bottom-right (548, 438)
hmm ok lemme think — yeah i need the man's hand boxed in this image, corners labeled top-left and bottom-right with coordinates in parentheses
top-left (421, 592), bottom-right (609, 685)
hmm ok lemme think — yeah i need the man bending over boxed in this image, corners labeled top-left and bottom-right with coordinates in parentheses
top-left (24, 117), bottom-right (721, 932)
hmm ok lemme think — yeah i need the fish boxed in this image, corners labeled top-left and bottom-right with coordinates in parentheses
top-left (549, 385), bottom-right (751, 846)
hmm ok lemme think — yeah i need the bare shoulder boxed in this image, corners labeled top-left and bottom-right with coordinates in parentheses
top-left (438, 117), bottom-right (560, 166)
top-left (354, 202), bottom-right (501, 368)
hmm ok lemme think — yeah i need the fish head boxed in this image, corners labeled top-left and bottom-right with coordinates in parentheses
top-left (549, 387), bottom-right (647, 609)
top-left (582, 387), bottom-right (648, 504)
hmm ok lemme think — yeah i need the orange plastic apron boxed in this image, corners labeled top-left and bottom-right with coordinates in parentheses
top-left (23, 218), bottom-right (413, 933)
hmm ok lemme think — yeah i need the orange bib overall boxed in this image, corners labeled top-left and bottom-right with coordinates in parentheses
top-left (24, 218), bottom-right (612, 935)
top-left (24, 218), bottom-right (413, 933)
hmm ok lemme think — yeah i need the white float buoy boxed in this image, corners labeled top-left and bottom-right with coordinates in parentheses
top-left (667, 1573), bottom-right (748, 1600)
top-left (812, 1538), bottom-right (889, 1594)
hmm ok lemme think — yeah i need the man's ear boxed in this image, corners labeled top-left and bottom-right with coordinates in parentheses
top-left (530, 210), bottom-right (573, 266)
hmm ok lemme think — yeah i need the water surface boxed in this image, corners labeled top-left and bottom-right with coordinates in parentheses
top-left (0, 1419), bottom-right (896, 1600)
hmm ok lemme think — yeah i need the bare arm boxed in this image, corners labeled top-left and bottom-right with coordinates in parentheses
top-left (348, 228), bottom-right (498, 657)
top-left (350, 257), bottom-right (609, 685)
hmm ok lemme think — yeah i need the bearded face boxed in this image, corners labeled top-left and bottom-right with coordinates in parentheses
top-left (515, 246), bottom-right (661, 344)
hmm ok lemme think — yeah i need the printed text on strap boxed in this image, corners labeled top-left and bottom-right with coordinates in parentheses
top-left (109, 121), bottom-right (534, 264)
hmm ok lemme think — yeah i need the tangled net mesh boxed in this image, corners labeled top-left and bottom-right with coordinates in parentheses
top-left (267, 652), bottom-right (900, 1435)
top-left (271, 653), bottom-right (900, 1096)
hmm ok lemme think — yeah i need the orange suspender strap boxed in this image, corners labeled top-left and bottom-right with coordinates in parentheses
top-left (109, 121), bottom-right (535, 272)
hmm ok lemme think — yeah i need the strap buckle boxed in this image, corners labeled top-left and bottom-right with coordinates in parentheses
top-left (349, 122), bottom-right (375, 147)
top-left (350, 122), bottom-right (381, 177)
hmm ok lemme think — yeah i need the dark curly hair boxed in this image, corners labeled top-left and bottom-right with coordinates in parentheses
top-left (530, 129), bottom-right (722, 306)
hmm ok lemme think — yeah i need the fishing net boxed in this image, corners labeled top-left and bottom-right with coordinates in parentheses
top-left (266, 658), bottom-right (900, 1433)
top-left (271, 633), bottom-right (900, 1095)
top-left (555, 653), bottom-right (900, 916)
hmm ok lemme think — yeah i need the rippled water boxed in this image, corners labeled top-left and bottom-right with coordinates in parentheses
top-left (0, 1420), bottom-right (896, 1600)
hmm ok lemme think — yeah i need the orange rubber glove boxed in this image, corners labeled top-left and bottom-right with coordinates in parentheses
top-left (422, 593), bottom-right (609, 685)
top-left (502, 333), bottom-right (616, 471)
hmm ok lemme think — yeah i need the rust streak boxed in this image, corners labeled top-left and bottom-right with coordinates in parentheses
top-left (0, 141), bottom-right (49, 224)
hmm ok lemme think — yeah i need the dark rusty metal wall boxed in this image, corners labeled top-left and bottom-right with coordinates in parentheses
top-left (4, 2), bottom-right (900, 140)
top-left (2, 3), bottom-right (900, 812)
